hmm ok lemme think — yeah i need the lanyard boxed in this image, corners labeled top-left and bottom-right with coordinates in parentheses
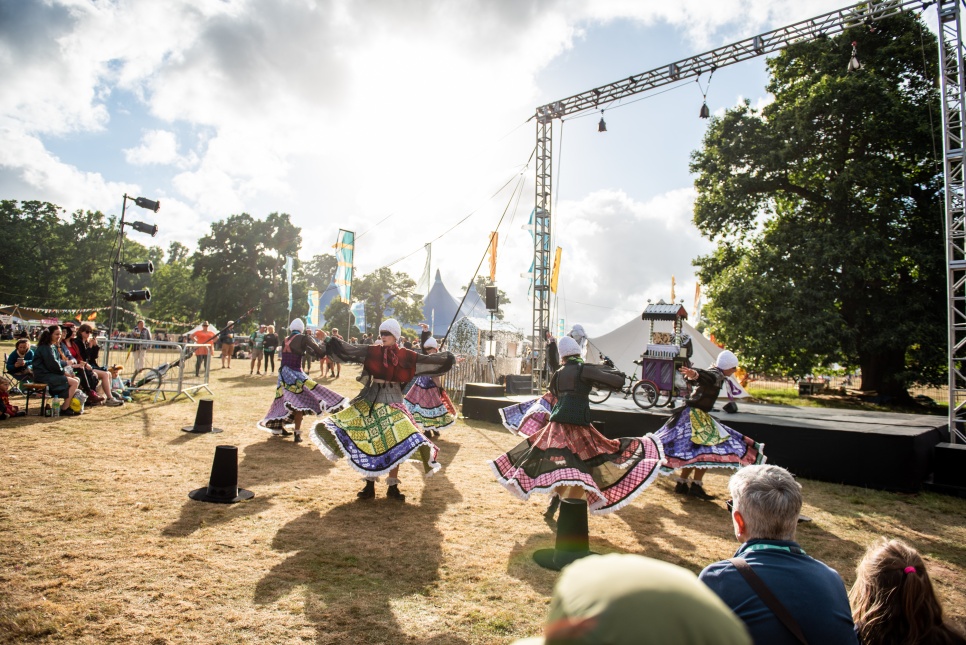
top-left (742, 543), bottom-right (806, 556)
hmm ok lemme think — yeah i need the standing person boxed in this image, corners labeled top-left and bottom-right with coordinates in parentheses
top-left (309, 319), bottom-right (456, 502)
top-left (218, 321), bottom-right (235, 369)
top-left (699, 465), bottom-right (859, 645)
top-left (262, 325), bottom-right (279, 374)
top-left (256, 319), bottom-right (348, 443)
top-left (654, 349), bottom-right (764, 501)
top-left (403, 337), bottom-right (456, 438)
top-left (249, 324), bottom-right (266, 375)
top-left (189, 321), bottom-right (217, 378)
top-left (850, 539), bottom-right (966, 645)
top-left (313, 329), bottom-right (330, 377)
top-left (490, 337), bottom-right (665, 521)
top-left (32, 325), bottom-right (81, 416)
top-left (133, 320), bottom-right (151, 373)
top-left (328, 328), bottom-right (343, 378)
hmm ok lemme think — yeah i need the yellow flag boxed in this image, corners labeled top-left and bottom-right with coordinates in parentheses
top-left (489, 232), bottom-right (498, 281)
top-left (88, 311), bottom-right (97, 320)
top-left (671, 276), bottom-right (676, 302)
top-left (550, 247), bottom-right (563, 293)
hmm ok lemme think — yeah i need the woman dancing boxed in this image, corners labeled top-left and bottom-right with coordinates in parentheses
top-left (654, 350), bottom-right (765, 501)
top-left (309, 319), bottom-right (456, 502)
top-left (489, 337), bottom-right (665, 518)
top-left (256, 318), bottom-right (348, 443)
top-left (403, 336), bottom-right (456, 438)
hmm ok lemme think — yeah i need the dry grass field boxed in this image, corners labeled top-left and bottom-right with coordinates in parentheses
top-left (2, 355), bottom-right (965, 643)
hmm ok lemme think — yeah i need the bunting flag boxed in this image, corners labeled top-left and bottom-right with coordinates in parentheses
top-left (550, 247), bottom-right (562, 294)
top-left (87, 311), bottom-right (97, 321)
top-left (670, 275), bottom-right (676, 302)
top-left (285, 255), bottom-right (295, 315)
top-left (306, 288), bottom-right (319, 328)
top-left (489, 231), bottom-right (498, 281)
top-left (334, 229), bottom-right (355, 302)
top-left (0, 303), bottom-right (194, 328)
top-left (75, 313), bottom-right (82, 321)
top-left (350, 302), bottom-right (366, 331)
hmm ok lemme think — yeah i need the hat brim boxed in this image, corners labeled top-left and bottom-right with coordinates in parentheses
top-left (181, 426), bottom-right (224, 434)
top-left (188, 487), bottom-right (254, 504)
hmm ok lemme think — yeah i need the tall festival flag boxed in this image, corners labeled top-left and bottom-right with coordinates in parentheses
top-left (670, 275), bottom-right (676, 302)
top-left (693, 283), bottom-right (702, 322)
top-left (285, 255), bottom-right (295, 319)
top-left (416, 243), bottom-right (431, 296)
top-left (489, 232), bottom-right (498, 282)
top-left (350, 302), bottom-right (366, 331)
top-left (334, 230), bottom-right (355, 303)
top-left (550, 247), bottom-right (562, 294)
top-left (306, 288), bottom-right (319, 328)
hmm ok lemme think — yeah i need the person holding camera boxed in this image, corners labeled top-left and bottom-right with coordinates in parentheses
top-left (6, 339), bottom-right (34, 384)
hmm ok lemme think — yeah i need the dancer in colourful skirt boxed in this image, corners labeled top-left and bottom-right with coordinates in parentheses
top-left (489, 337), bottom-right (665, 516)
top-left (256, 318), bottom-right (349, 443)
top-left (654, 349), bottom-right (765, 501)
top-left (310, 319), bottom-right (456, 502)
top-left (403, 336), bottom-right (456, 438)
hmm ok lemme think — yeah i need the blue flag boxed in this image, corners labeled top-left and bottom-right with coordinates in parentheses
top-left (306, 289), bottom-right (319, 327)
top-left (285, 255), bottom-right (294, 316)
top-left (334, 230), bottom-right (355, 302)
top-left (350, 302), bottom-right (365, 331)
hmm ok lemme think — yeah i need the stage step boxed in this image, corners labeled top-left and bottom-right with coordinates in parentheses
top-left (463, 383), bottom-right (504, 398)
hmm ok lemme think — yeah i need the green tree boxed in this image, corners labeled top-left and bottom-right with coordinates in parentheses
top-left (320, 299), bottom-right (362, 337)
top-left (150, 242), bottom-right (205, 324)
top-left (689, 12), bottom-right (944, 399)
top-left (0, 200), bottom-right (68, 306)
top-left (353, 267), bottom-right (424, 334)
top-left (192, 212), bottom-right (303, 328)
top-left (467, 276), bottom-right (510, 320)
top-left (303, 253), bottom-right (338, 290)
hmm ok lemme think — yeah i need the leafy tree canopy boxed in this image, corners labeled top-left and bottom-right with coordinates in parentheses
top-left (690, 11), bottom-right (944, 398)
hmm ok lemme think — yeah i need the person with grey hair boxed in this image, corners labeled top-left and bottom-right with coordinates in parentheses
top-left (699, 465), bottom-right (858, 645)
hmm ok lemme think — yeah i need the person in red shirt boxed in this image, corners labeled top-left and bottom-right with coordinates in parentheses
top-left (189, 322), bottom-right (218, 378)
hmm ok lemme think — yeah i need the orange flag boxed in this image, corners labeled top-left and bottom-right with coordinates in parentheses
top-left (489, 231), bottom-right (498, 281)
top-left (87, 311), bottom-right (98, 321)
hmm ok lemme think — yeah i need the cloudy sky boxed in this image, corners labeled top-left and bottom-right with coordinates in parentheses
top-left (1, 0), bottom-right (880, 335)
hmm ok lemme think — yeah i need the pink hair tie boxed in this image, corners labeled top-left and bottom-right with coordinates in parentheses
top-left (904, 566), bottom-right (917, 574)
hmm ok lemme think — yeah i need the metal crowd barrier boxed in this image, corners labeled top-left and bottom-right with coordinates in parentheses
top-left (98, 338), bottom-right (214, 402)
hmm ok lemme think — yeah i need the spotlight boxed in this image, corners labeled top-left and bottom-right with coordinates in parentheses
top-left (130, 221), bottom-right (159, 237)
top-left (134, 197), bottom-right (160, 212)
top-left (121, 261), bottom-right (154, 274)
top-left (700, 102), bottom-right (710, 118)
top-left (121, 289), bottom-right (151, 303)
top-left (848, 41), bottom-right (862, 72)
top-left (598, 110), bottom-right (607, 133)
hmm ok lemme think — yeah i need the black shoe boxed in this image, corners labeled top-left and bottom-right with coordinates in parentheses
top-left (387, 484), bottom-right (406, 502)
top-left (544, 496), bottom-right (561, 520)
top-left (423, 431), bottom-right (432, 439)
top-left (674, 481), bottom-right (690, 495)
top-left (357, 480), bottom-right (375, 499)
top-left (688, 484), bottom-right (716, 501)
top-left (293, 432), bottom-right (302, 443)
top-left (278, 428), bottom-right (292, 436)
top-left (431, 430), bottom-right (441, 438)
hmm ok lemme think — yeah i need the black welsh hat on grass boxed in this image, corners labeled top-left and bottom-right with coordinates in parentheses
top-left (181, 398), bottom-right (223, 433)
top-left (188, 445), bottom-right (254, 503)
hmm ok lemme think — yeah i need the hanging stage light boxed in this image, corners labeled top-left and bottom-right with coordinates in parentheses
top-left (598, 110), bottom-right (607, 133)
top-left (121, 261), bottom-right (154, 274)
top-left (848, 41), bottom-right (862, 72)
top-left (129, 221), bottom-right (159, 237)
top-left (700, 102), bottom-right (710, 118)
top-left (134, 197), bottom-right (160, 212)
top-left (121, 289), bottom-right (151, 303)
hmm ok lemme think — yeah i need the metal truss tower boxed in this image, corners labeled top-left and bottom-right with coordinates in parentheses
top-left (532, 0), bottom-right (966, 441)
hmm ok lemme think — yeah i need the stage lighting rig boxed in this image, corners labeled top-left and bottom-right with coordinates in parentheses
top-left (121, 289), bottom-right (151, 303)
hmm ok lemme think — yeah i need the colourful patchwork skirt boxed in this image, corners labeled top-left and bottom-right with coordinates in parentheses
top-left (403, 376), bottom-right (456, 432)
top-left (654, 406), bottom-right (765, 474)
top-left (310, 399), bottom-right (442, 478)
top-left (489, 421), bottom-right (665, 515)
top-left (498, 392), bottom-right (555, 438)
top-left (256, 365), bottom-right (349, 433)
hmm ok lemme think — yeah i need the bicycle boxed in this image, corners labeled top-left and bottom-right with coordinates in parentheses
top-left (586, 354), bottom-right (656, 410)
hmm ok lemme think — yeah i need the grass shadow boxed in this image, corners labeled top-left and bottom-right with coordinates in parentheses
top-left (505, 531), bottom-right (632, 595)
top-left (161, 494), bottom-right (273, 537)
top-left (254, 445), bottom-right (466, 644)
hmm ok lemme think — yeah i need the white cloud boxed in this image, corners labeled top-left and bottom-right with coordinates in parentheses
top-left (123, 129), bottom-right (196, 167)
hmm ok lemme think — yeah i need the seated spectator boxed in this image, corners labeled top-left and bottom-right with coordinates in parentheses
top-left (0, 378), bottom-right (26, 419)
top-left (699, 464), bottom-right (859, 645)
top-left (107, 365), bottom-right (132, 402)
top-left (32, 325), bottom-right (81, 416)
top-left (6, 339), bottom-right (34, 382)
top-left (59, 325), bottom-right (104, 405)
top-left (511, 553), bottom-right (750, 645)
top-left (77, 324), bottom-right (121, 406)
top-left (850, 538), bottom-right (966, 645)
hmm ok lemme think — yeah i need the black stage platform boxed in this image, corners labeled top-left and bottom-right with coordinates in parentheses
top-left (462, 388), bottom-right (950, 493)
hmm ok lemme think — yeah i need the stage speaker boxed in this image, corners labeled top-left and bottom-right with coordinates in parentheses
top-left (485, 285), bottom-right (498, 311)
